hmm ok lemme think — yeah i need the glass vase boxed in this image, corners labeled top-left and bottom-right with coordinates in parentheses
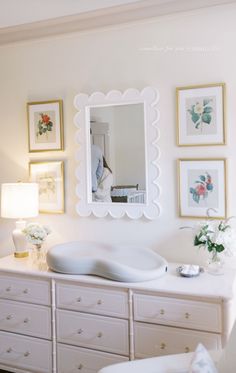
top-left (32, 243), bottom-right (47, 270)
top-left (34, 243), bottom-right (42, 260)
top-left (207, 249), bottom-right (224, 275)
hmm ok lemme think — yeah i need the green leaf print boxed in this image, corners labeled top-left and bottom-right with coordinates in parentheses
top-left (202, 113), bottom-right (212, 124)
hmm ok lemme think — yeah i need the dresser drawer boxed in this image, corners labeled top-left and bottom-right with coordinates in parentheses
top-left (0, 330), bottom-right (52, 373)
top-left (56, 282), bottom-right (128, 318)
top-left (0, 274), bottom-right (50, 306)
top-left (134, 322), bottom-right (221, 358)
top-left (57, 343), bottom-right (128, 373)
top-left (57, 309), bottom-right (129, 356)
top-left (0, 299), bottom-right (51, 339)
top-left (133, 293), bottom-right (222, 333)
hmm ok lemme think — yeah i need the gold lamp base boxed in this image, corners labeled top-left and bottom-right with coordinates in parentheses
top-left (14, 251), bottom-right (29, 258)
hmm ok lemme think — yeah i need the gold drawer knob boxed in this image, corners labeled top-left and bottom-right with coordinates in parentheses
top-left (77, 297), bottom-right (82, 303)
top-left (97, 332), bottom-right (103, 338)
top-left (97, 299), bottom-right (102, 305)
top-left (185, 312), bottom-right (190, 319)
top-left (6, 348), bottom-right (12, 353)
top-left (77, 328), bottom-right (83, 334)
top-left (78, 364), bottom-right (83, 370)
top-left (185, 347), bottom-right (190, 353)
top-left (160, 342), bottom-right (166, 350)
top-left (23, 288), bottom-right (29, 294)
top-left (6, 286), bottom-right (11, 292)
top-left (160, 309), bottom-right (165, 315)
top-left (23, 318), bottom-right (29, 324)
top-left (6, 315), bottom-right (13, 320)
top-left (24, 351), bottom-right (30, 357)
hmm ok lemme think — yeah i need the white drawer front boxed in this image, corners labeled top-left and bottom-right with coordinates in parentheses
top-left (133, 294), bottom-right (222, 332)
top-left (0, 330), bottom-right (52, 373)
top-left (134, 322), bottom-right (221, 358)
top-left (0, 274), bottom-right (50, 306)
top-left (0, 299), bottom-right (51, 339)
top-left (57, 343), bottom-right (128, 373)
top-left (56, 282), bottom-right (128, 318)
top-left (57, 309), bottom-right (129, 356)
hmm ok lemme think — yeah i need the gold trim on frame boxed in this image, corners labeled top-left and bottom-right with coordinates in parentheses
top-left (176, 83), bottom-right (226, 147)
top-left (29, 160), bottom-right (65, 214)
top-left (177, 158), bottom-right (227, 220)
top-left (27, 99), bottom-right (64, 153)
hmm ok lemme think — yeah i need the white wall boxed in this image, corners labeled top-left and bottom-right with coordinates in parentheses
top-left (1, 3), bottom-right (236, 265)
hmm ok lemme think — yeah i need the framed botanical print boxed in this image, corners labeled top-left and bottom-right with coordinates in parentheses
top-left (29, 161), bottom-right (64, 213)
top-left (176, 83), bottom-right (226, 146)
top-left (27, 100), bottom-right (63, 152)
top-left (178, 158), bottom-right (227, 219)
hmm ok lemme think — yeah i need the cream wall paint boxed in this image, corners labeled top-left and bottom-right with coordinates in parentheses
top-left (0, 4), bottom-right (236, 265)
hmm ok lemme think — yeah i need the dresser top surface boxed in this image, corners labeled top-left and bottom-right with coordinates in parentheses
top-left (0, 254), bottom-right (236, 300)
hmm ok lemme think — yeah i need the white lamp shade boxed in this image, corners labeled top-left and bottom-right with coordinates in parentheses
top-left (1, 183), bottom-right (39, 219)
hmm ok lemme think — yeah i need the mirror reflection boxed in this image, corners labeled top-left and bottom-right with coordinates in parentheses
top-left (90, 103), bottom-right (146, 204)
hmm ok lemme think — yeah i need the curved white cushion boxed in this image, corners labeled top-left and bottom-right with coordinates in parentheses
top-left (46, 241), bottom-right (168, 282)
top-left (190, 344), bottom-right (218, 373)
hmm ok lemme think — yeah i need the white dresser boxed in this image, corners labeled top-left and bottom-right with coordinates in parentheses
top-left (0, 255), bottom-right (236, 373)
top-left (0, 272), bottom-right (52, 373)
top-left (56, 282), bottom-right (129, 373)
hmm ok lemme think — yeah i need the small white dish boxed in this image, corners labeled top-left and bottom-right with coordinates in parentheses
top-left (177, 264), bottom-right (204, 278)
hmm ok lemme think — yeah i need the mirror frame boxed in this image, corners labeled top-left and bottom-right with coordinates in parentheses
top-left (74, 87), bottom-right (161, 219)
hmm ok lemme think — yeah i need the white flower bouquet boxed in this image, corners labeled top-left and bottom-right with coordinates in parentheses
top-left (23, 223), bottom-right (51, 245)
top-left (193, 219), bottom-right (236, 257)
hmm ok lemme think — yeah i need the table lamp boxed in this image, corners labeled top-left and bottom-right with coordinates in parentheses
top-left (1, 182), bottom-right (39, 258)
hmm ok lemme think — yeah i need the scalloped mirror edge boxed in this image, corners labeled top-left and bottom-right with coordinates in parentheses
top-left (74, 87), bottom-right (161, 220)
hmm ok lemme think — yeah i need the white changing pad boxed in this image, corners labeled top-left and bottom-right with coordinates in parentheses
top-left (46, 241), bottom-right (168, 282)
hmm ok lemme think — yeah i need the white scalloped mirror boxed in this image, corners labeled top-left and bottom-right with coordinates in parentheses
top-left (74, 87), bottom-right (161, 219)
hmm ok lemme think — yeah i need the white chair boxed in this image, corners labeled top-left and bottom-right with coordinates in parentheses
top-left (98, 350), bottom-right (221, 373)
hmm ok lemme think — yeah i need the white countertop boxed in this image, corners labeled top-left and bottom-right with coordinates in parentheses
top-left (0, 254), bottom-right (236, 300)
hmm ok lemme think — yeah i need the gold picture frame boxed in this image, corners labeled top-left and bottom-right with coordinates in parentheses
top-left (29, 161), bottom-right (65, 214)
top-left (176, 83), bottom-right (226, 146)
top-left (27, 100), bottom-right (64, 152)
top-left (178, 158), bottom-right (227, 219)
